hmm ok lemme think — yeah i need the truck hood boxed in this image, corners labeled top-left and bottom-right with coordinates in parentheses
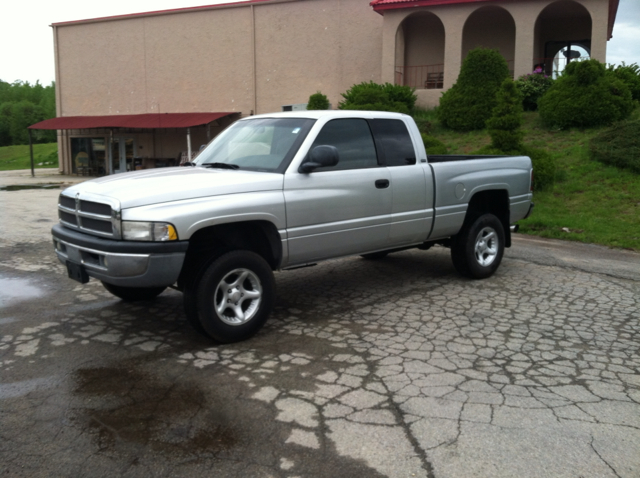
top-left (62, 167), bottom-right (284, 209)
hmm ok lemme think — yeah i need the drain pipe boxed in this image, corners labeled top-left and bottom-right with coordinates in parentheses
top-left (29, 129), bottom-right (34, 177)
top-left (187, 127), bottom-right (192, 161)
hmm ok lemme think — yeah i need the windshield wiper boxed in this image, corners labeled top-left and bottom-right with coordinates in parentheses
top-left (201, 162), bottom-right (240, 170)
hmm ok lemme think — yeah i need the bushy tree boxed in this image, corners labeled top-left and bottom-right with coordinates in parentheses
top-left (514, 73), bottom-right (554, 111)
top-left (476, 78), bottom-right (555, 190)
top-left (538, 59), bottom-right (634, 129)
top-left (437, 48), bottom-right (510, 131)
top-left (338, 81), bottom-right (417, 114)
top-left (606, 62), bottom-right (640, 102)
top-left (486, 79), bottom-right (524, 152)
top-left (307, 91), bottom-right (330, 110)
top-left (0, 80), bottom-right (56, 146)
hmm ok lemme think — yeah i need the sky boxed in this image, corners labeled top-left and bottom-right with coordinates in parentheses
top-left (1, 0), bottom-right (639, 85)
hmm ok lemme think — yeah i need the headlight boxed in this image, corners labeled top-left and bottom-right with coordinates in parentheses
top-left (122, 222), bottom-right (178, 241)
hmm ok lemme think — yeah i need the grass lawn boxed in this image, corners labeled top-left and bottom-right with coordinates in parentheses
top-left (418, 109), bottom-right (640, 252)
top-left (0, 143), bottom-right (58, 171)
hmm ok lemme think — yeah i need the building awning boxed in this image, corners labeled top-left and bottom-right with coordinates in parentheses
top-left (29, 112), bottom-right (238, 130)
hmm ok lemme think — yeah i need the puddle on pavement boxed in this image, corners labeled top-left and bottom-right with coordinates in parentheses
top-left (73, 365), bottom-right (238, 457)
top-left (70, 362), bottom-right (388, 476)
top-left (0, 276), bottom-right (45, 306)
top-left (0, 184), bottom-right (62, 191)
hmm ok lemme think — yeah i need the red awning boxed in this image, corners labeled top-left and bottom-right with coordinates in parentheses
top-left (29, 112), bottom-right (237, 130)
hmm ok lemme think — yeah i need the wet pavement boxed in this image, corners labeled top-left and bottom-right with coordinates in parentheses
top-left (1, 170), bottom-right (640, 477)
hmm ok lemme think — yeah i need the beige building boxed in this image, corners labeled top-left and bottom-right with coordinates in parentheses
top-left (31, 0), bottom-right (619, 175)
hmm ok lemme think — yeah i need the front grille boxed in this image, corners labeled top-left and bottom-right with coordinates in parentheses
top-left (80, 217), bottom-right (113, 233)
top-left (59, 211), bottom-right (78, 226)
top-left (58, 194), bottom-right (119, 239)
top-left (59, 196), bottom-right (75, 209)
top-left (80, 200), bottom-right (112, 216)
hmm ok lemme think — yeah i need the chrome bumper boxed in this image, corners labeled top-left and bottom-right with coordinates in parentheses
top-left (52, 224), bottom-right (188, 288)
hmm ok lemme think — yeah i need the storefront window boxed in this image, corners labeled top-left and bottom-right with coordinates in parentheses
top-left (71, 137), bottom-right (106, 176)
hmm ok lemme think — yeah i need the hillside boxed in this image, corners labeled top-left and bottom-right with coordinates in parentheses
top-left (420, 110), bottom-right (640, 251)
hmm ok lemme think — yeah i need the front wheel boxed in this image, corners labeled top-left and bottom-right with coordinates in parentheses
top-left (102, 282), bottom-right (166, 301)
top-left (194, 250), bottom-right (276, 343)
top-left (451, 214), bottom-right (505, 279)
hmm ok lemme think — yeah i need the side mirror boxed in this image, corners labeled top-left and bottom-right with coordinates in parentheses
top-left (299, 145), bottom-right (340, 173)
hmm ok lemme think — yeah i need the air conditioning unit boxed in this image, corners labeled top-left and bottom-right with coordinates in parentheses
top-left (282, 103), bottom-right (308, 112)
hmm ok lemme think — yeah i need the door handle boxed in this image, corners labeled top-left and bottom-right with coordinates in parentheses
top-left (375, 179), bottom-right (390, 189)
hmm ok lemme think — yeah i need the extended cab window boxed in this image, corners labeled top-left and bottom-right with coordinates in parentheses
top-left (311, 119), bottom-right (379, 171)
top-left (370, 119), bottom-right (416, 167)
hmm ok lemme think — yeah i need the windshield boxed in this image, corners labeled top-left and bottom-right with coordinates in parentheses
top-left (194, 117), bottom-right (315, 172)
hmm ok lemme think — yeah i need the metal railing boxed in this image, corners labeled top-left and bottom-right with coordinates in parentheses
top-left (395, 59), bottom-right (516, 89)
top-left (395, 64), bottom-right (445, 89)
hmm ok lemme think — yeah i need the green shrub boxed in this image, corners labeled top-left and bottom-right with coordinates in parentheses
top-left (412, 107), bottom-right (438, 134)
top-left (474, 143), bottom-right (556, 191)
top-left (524, 146), bottom-right (556, 191)
top-left (338, 81), bottom-right (417, 114)
top-left (307, 91), bottom-right (330, 110)
top-left (606, 63), bottom-right (640, 102)
top-left (437, 48), bottom-right (510, 131)
top-left (538, 59), bottom-right (634, 129)
top-left (589, 119), bottom-right (640, 173)
top-left (486, 79), bottom-right (524, 152)
top-left (421, 134), bottom-right (448, 154)
top-left (514, 73), bottom-right (554, 111)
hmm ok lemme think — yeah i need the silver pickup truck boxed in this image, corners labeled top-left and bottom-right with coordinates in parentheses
top-left (52, 111), bottom-right (533, 342)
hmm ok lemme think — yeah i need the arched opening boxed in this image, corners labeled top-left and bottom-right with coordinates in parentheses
top-left (395, 12), bottom-right (445, 89)
top-left (462, 6), bottom-right (516, 76)
top-left (534, 0), bottom-right (592, 77)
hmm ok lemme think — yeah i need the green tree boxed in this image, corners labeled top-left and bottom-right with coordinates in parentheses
top-left (338, 81), bottom-right (416, 114)
top-left (0, 80), bottom-right (56, 145)
top-left (486, 79), bottom-right (524, 152)
top-left (514, 73), bottom-right (554, 111)
top-left (437, 48), bottom-right (510, 131)
top-left (606, 62), bottom-right (640, 102)
top-left (539, 59), bottom-right (634, 129)
top-left (307, 91), bottom-right (330, 110)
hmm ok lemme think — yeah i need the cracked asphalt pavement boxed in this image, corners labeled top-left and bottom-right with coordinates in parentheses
top-left (1, 170), bottom-right (640, 477)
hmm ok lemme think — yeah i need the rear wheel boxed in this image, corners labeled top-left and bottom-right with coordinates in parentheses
top-left (451, 213), bottom-right (505, 279)
top-left (193, 250), bottom-right (276, 343)
top-left (102, 282), bottom-right (166, 301)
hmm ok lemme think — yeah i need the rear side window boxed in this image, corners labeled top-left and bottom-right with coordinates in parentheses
top-left (370, 119), bottom-right (416, 167)
top-left (310, 119), bottom-right (379, 171)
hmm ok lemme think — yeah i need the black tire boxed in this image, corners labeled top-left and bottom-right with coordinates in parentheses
top-left (182, 269), bottom-right (207, 336)
top-left (181, 247), bottom-right (230, 336)
top-left (451, 213), bottom-right (505, 279)
top-left (102, 282), bottom-right (166, 301)
top-left (194, 250), bottom-right (276, 343)
top-left (360, 251), bottom-right (389, 260)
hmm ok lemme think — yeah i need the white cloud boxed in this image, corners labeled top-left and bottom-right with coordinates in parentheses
top-left (607, 21), bottom-right (640, 66)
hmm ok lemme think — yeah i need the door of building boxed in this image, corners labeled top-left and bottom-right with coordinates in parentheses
top-left (110, 137), bottom-right (135, 173)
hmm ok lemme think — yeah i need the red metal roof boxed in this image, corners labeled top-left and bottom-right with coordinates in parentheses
top-left (29, 112), bottom-right (237, 130)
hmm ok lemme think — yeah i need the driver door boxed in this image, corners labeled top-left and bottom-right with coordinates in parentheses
top-left (283, 118), bottom-right (392, 266)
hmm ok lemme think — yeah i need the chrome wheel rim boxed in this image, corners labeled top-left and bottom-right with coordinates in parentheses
top-left (474, 226), bottom-right (499, 267)
top-left (214, 268), bottom-right (262, 326)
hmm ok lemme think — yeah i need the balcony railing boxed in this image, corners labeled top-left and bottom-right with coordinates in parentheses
top-left (395, 64), bottom-right (444, 89)
top-left (395, 60), bottom-right (515, 90)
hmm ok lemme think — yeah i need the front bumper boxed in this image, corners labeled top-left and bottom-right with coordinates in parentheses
top-left (52, 224), bottom-right (189, 287)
